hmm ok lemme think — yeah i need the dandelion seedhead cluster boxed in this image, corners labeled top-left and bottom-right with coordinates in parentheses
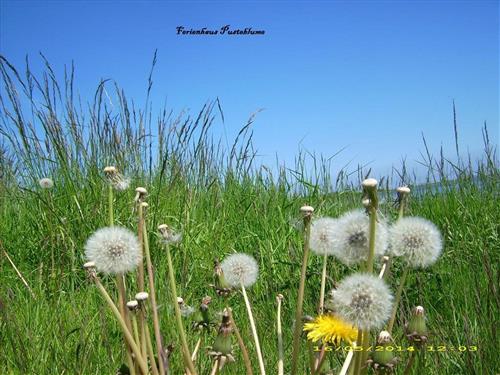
top-left (332, 273), bottom-right (393, 330)
top-left (330, 209), bottom-right (388, 265)
top-left (84, 226), bottom-right (141, 274)
top-left (220, 253), bottom-right (259, 288)
top-left (389, 217), bottom-right (443, 267)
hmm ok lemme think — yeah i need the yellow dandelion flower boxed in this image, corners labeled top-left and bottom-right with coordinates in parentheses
top-left (303, 314), bottom-right (358, 345)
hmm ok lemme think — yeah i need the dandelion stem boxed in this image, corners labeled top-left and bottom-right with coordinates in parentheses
top-left (143, 214), bottom-right (166, 375)
top-left (116, 275), bottom-right (135, 375)
top-left (240, 283), bottom-right (266, 375)
top-left (228, 308), bottom-right (253, 375)
top-left (136, 202), bottom-right (147, 360)
top-left (387, 266), bottom-right (409, 334)
top-left (319, 253), bottom-right (328, 314)
top-left (165, 244), bottom-right (198, 375)
top-left (307, 341), bottom-right (316, 375)
top-left (191, 337), bottom-right (202, 362)
top-left (352, 330), bottom-right (363, 375)
top-left (290, 208), bottom-right (313, 375)
top-left (209, 359), bottom-right (220, 375)
top-left (145, 321), bottom-right (160, 375)
top-left (403, 350), bottom-right (417, 375)
top-left (108, 184), bottom-right (114, 225)
top-left (93, 277), bottom-right (149, 375)
top-left (276, 296), bottom-right (284, 375)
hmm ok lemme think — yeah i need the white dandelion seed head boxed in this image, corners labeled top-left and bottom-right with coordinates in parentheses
top-left (113, 177), bottom-right (130, 191)
top-left (220, 253), bottom-right (259, 288)
top-left (333, 273), bottom-right (393, 330)
top-left (39, 178), bottom-right (54, 189)
top-left (158, 224), bottom-right (182, 245)
top-left (309, 217), bottom-right (337, 256)
top-left (330, 209), bottom-right (388, 265)
top-left (84, 226), bottom-right (141, 275)
top-left (389, 217), bottom-right (443, 268)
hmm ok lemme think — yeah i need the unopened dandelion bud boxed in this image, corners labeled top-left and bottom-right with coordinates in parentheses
top-left (134, 187), bottom-right (148, 202)
top-left (83, 261), bottom-right (96, 269)
top-left (370, 330), bottom-right (398, 373)
top-left (213, 259), bottom-right (232, 296)
top-left (177, 297), bottom-right (184, 304)
top-left (208, 309), bottom-right (235, 365)
top-left (362, 198), bottom-right (371, 207)
top-left (141, 202), bottom-right (148, 209)
top-left (127, 300), bottom-right (139, 311)
top-left (406, 306), bottom-right (428, 346)
top-left (193, 296), bottom-right (212, 329)
top-left (276, 293), bottom-right (284, 302)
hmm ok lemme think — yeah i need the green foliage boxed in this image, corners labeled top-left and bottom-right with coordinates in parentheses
top-left (0, 56), bottom-right (498, 374)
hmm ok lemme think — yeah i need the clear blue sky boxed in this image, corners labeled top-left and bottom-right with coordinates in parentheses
top-left (1, 0), bottom-right (498, 180)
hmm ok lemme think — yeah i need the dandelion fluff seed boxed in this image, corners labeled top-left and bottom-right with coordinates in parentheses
top-left (85, 226), bottom-right (141, 274)
top-left (310, 217), bottom-right (337, 256)
top-left (220, 253), bottom-right (259, 288)
top-left (39, 178), bottom-right (54, 189)
top-left (333, 273), bottom-right (393, 330)
top-left (389, 217), bottom-right (443, 268)
top-left (330, 209), bottom-right (388, 265)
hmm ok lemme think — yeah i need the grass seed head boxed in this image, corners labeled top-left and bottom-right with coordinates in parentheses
top-left (389, 217), bottom-right (443, 268)
top-left (84, 226), bottom-right (141, 275)
top-left (333, 273), bottom-right (393, 330)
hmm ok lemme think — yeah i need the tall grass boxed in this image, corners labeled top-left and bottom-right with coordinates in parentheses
top-left (0, 55), bottom-right (498, 374)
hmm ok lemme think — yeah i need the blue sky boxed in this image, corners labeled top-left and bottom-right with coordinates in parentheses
top-left (1, 0), bottom-right (498, 180)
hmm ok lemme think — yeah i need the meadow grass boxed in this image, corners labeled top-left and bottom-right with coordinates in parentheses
top-left (0, 56), bottom-right (498, 374)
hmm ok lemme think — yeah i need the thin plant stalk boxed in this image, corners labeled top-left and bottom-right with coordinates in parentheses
top-left (352, 330), bottom-right (363, 375)
top-left (145, 322), bottom-right (160, 375)
top-left (358, 197), bottom-right (378, 373)
top-left (191, 338), bottom-right (202, 362)
top-left (94, 277), bottom-right (149, 375)
top-left (276, 295), bottom-right (284, 375)
top-left (136, 202), bottom-right (147, 358)
top-left (240, 283), bottom-right (266, 375)
top-left (142, 214), bottom-right (166, 375)
top-left (228, 308), bottom-right (253, 375)
top-left (290, 208), bottom-right (313, 375)
top-left (403, 350), bottom-right (417, 375)
top-left (387, 266), bottom-right (409, 334)
top-left (307, 341), bottom-right (316, 375)
top-left (209, 359), bottom-right (220, 375)
top-left (1, 246), bottom-right (36, 299)
top-left (165, 244), bottom-right (198, 375)
top-left (108, 184), bottom-right (135, 373)
top-left (318, 253), bottom-right (328, 314)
